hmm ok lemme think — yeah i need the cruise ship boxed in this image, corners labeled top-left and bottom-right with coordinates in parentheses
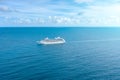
top-left (37, 37), bottom-right (65, 45)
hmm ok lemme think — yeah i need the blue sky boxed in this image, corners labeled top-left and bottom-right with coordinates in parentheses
top-left (0, 0), bottom-right (120, 27)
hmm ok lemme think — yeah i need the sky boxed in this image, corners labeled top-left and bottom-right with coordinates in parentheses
top-left (0, 0), bottom-right (120, 27)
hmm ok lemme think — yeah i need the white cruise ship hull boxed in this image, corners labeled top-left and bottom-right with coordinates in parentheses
top-left (37, 41), bottom-right (65, 45)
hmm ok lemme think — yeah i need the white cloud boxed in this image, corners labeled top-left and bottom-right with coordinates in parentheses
top-left (75, 0), bottom-right (93, 3)
top-left (78, 4), bottom-right (120, 26)
top-left (0, 5), bottom-right (9, 12)
top-left (1, 0), bottom-right (120, 26)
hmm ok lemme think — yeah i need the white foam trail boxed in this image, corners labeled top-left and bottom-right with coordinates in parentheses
top-left (70, 39), bottom-right (120, 43)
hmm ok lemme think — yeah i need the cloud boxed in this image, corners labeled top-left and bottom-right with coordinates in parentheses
top-left (77, 3), bottom-right (120, 26)
top-left (83, 4), bottom-right (120, 17)
top-left (0, 5), bottom-right (9, 12)
top-left (1, 0), bottom-right (120, 26)
top-left (74, 0), bottom-right (93, 3)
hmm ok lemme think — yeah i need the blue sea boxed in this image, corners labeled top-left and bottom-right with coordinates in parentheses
top-left (1, 27), bottom-right (120, 80)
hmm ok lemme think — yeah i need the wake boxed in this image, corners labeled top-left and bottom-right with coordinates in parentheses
top-left (70, 39), bottom-right (120, 43)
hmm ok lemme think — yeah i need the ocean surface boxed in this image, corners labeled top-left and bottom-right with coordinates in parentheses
top-left (1, 27), bottom-right (120, 80)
